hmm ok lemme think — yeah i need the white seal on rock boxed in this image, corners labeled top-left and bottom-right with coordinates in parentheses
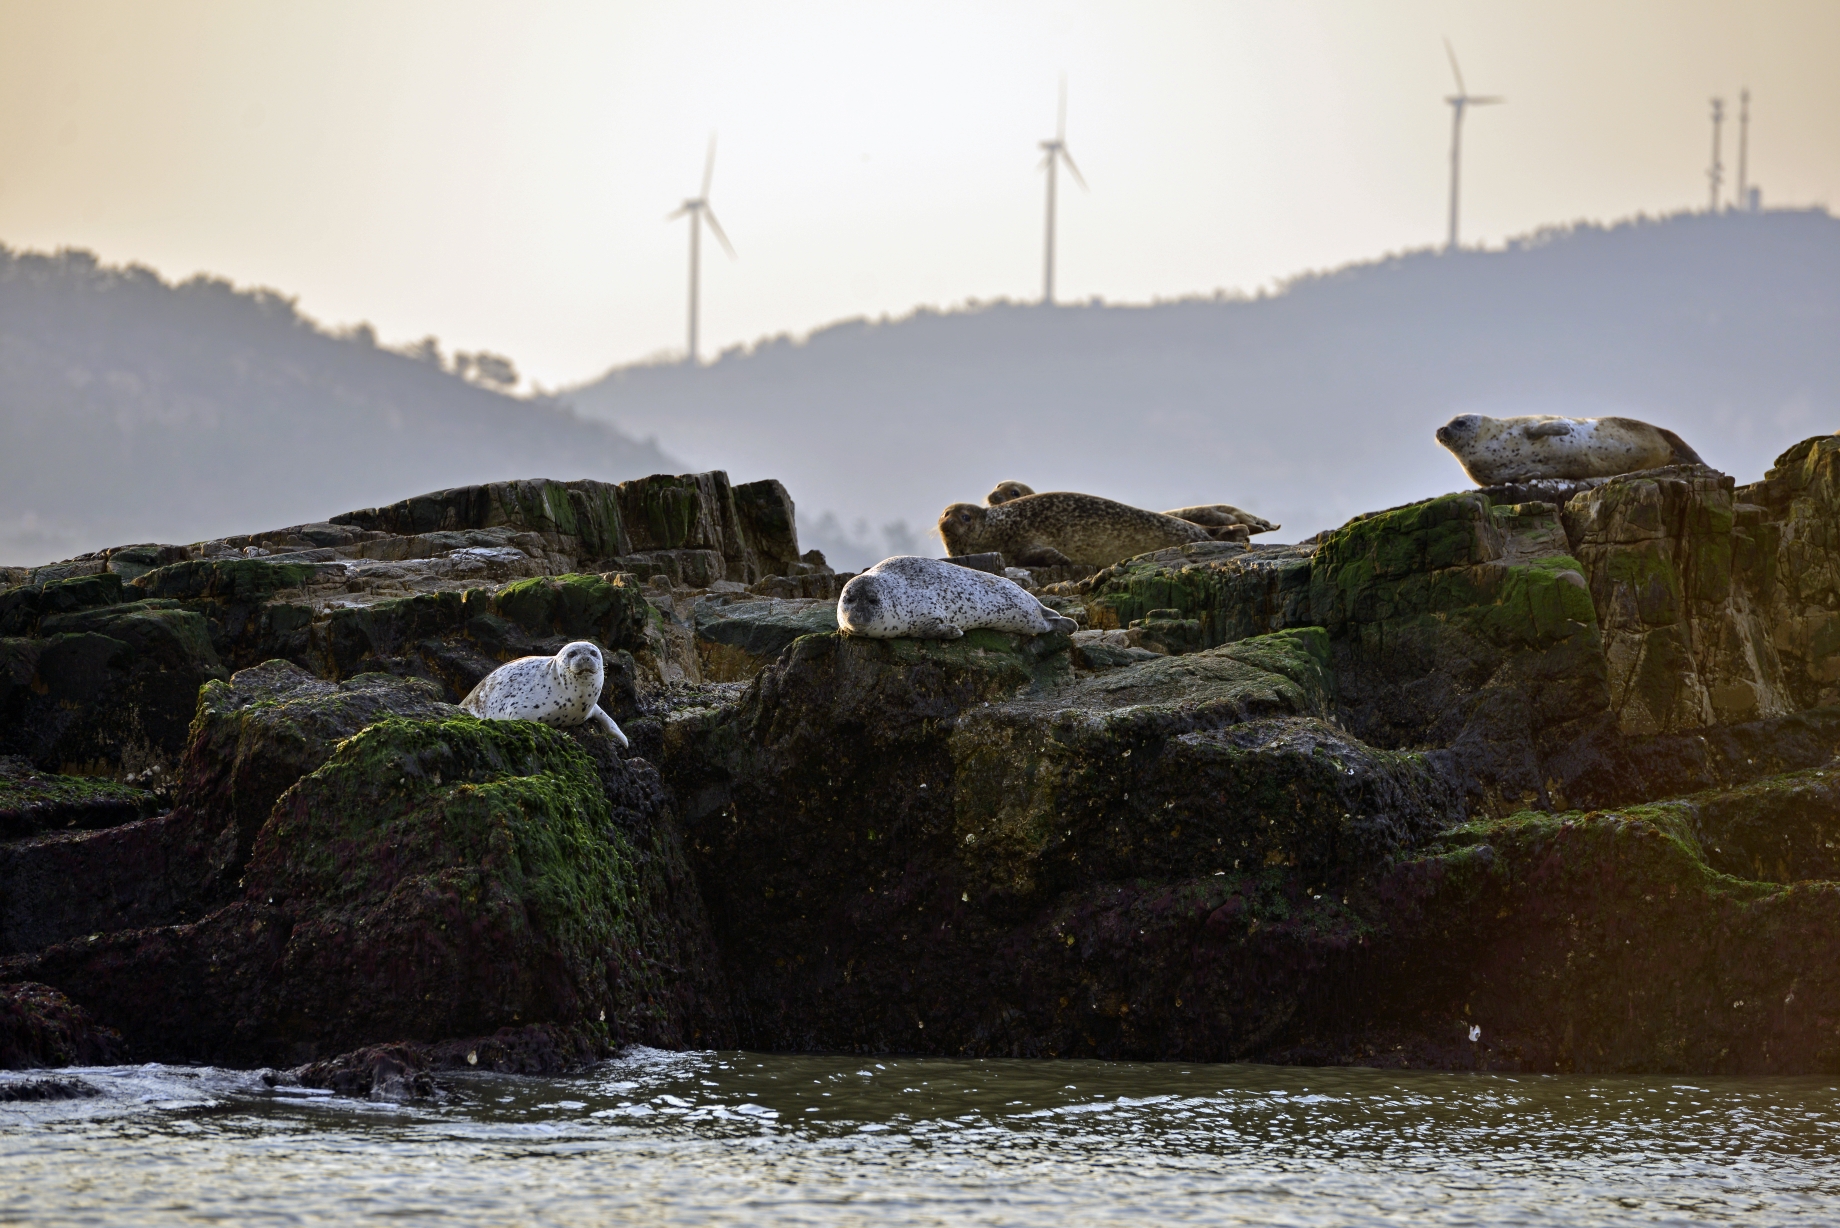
top-left (1435, 414), bottom-right (1704, 486)
top-left (837, 556), bottom-right (1078, 640)
top-left (459, 640), bottom-right (628, 748)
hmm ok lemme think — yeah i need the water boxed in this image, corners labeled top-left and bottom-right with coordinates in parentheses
top-left (4, 1051), bottom-right (1839, 1226)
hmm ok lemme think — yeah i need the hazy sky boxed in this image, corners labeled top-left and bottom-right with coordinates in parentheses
top-left (2, 1), bottom-right (1836, 390)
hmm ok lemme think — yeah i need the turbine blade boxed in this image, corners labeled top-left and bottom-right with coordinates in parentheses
top-left (1444, 37), bottom-right (1466, 96)
top-left (1057, 74), bottom-right (1067, 141)
top-left (702, 207), bottom-right (737, 258)
top-left (702, 134), bottom-right (718, 198)
top-left (1060, 147), bottom-right (1087, 190)
top-left (666, 205), bottom-right (689, 221)
top-left (1472, 95), bottom-right (1505, 105)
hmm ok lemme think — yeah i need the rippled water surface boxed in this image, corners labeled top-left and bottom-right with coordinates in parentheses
top-left (4, 1051), bottom-right (1840, 1225)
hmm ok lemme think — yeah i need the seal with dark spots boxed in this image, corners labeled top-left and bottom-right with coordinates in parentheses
top-left (459, 640), bottom-right (628, 748)
top-left (984, 482), bottom-right (1277, 537)
top-left (837, 555), bottom-right (1078, 639)
top-left (1435, 414), bottom-right (1705, 486)
top-left (940, 492), bottom-right (1215, 567)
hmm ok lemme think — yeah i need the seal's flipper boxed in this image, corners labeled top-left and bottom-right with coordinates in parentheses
top-left (1013, 543), bottom-right (1074, 567)
top-left (588, 704), bottom-right (630, 749)
top-left (1044, 614), bottom-right (1078, 634)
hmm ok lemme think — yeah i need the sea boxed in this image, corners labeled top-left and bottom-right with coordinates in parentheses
top-left (4, 1049), bottom-right (1838, 1225)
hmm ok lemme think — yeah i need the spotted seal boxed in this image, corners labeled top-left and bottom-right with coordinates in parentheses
top-left (837, 555), bottom-right (1078, 639)
top-left (459, 640), bottom-right (628, 748)
top-left (984, 482), bottom-right (1277, 537)
top-left (1435, 414), bottom-right (1704, 486)
top-left (941, 492), bottom-right (1215, 566)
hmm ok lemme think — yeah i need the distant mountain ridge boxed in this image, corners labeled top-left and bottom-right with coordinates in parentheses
top-left (0, 248), bottom-right (677, 565)
top-left (566, 209), bottom-right (1840, 570)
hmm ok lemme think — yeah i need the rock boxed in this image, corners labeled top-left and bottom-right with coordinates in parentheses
top-left (4, 714), bottom-right (731, 1064)
top-left (1564, 464), bottom-right (1787, 733)
top-left (0, 1076), bottom-right (100, 1100)
top-left (693, 596), bottom-right (840, 681)
top-left (173, 662), bottom-right (461, 893)
top-left (0, 599), bottom-right (230, 779)
top-left (0, 663), bottom-right (460, 957)
top-left (1302, 791), bottom-right (1840, 1074)
top-left (0, 981), bottom-right (123, 1068)
top-left (661, 626), bottom-right (1460, 1054)
top-left (0, 757), bottom-right (161, 841)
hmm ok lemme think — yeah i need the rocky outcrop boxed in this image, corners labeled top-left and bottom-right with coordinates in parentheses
top-left (0, 981), bottom-right (123, 1068)
top-left (2, 711), bottom-right (731, 1065)
top-left (9, 439), bottom-right (1840, 1076)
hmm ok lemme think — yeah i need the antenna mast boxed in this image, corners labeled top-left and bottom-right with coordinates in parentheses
top-left (1736, 89), bottom-right (1751, 210)
top-left (1707, 98), bottom-right (1725, 212)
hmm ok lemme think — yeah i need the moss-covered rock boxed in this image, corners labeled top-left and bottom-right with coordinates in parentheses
top-left (1299, 793), bottom-right (1840, 1074)
top-left (174, 661), bottom-right (460, 892)
top-left (1565, 464), bottom-right (1789, 733)
top-left (0, 601), bottom-right (229, 778)
top-left (0, 757), bottom-right (160, 841)
top-left (3, 712), bottom-right (731, 1064)
top-left (692, 597), bottom-right (839, 681)
top-left (663, 626), bottom-right (1459, 1055)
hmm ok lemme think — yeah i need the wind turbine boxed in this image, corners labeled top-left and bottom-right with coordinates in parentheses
top-left (1038, 77), bottom-right (1087, 305)
top-left (667, 135), bottom-right (735, 366)
top-left (1442, 40), bottom-right (1503, 252)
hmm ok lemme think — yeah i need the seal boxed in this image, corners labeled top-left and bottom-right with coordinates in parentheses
top-left (940, 492), bottom-right (1213, 566)
top-left (837, 555), bottom-right (1078, 639)
top-left (1160, 504), bottom-right (1280, 535)
top-left (1435, 414), bottom-right (1704, 486)
top-left (459, 640), bottom-right (629, 748)
top-left (984, 482), bottom-right (1278, 536)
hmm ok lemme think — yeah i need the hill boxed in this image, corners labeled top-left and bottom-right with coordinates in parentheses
top-left (0, 248), bottom-right (677, 565)
top-left (567, 209), bottom-right (1840, 569)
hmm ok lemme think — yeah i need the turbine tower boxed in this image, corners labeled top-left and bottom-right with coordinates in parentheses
top-left (1707, 97), bottom-right (1725, 212)
top-left (1038, 77), bottom-right (1087, 305)
top-left (667, 135), bottom-right (735, 366)
top-left (1442, 40), bottom-right (1503, 252)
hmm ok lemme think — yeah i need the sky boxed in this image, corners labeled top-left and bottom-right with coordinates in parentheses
top-left (1, 1), bottom-right (1837, 391)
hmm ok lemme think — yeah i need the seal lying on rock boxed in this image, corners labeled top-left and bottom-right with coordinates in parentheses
top-left (941, 492), bottom-right (1213, 566)
top-left (837, 556), bottom-right (1078, 639)
top-left (1435, 414), bottom-right (1705, 486)
top-left (459, 640), bottom-right (628, 748)
top-left (984, 482), bottom-right (1278, 536)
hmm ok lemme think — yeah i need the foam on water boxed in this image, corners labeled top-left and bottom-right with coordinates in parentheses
top-left (4, 1050), bottom-right (1839, 1225)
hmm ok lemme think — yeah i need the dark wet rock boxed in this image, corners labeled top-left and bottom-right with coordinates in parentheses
top-left (0, 981), bottom-right (123, 1068)
top-left (174, 662), bottom-right (460, 893)
top-left (5, 714), bottom-right (731, 1065)
top-left (279, 1021), bottom-right (615, 1100)
top-left (661, 626), bottom-right (1460, 1055)
top-left (0, 757), bottom-right (161, 840)
top-left (693, 596), bottom-right (838, 682)
top-left (0, 1075), bottom-right (100, 1100)
top-left (0, 600), bottom-right (229, 779)
top-left (0, 813), bottom-right (210, 956)
top-left (1283, 796), bottom-right (1840, 1074)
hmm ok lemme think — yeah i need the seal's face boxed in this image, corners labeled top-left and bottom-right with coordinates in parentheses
top-left (985, 481), bottom-right (1034, 506)
top-left (1435, 414), bottom-right (1485, 450)
top-left (937, 502), bottom-right (986, 554)
top-left (557, 641), bottom-right (603, 685)
top-left (837, 574), bottom-right (891, 636)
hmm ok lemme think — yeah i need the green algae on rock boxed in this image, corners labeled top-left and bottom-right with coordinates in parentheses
top-left (3, 713), bottom-right (730, 1064)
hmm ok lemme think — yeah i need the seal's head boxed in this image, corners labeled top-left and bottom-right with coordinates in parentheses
top-left (937, 502), bottom-right (988, 556)
top-left (836, 573), bottom-right (894, 637)
top-left (985, 480), bottom-right (1034, 506)
top-left (1436, 414), bottom-right (1486, 452)
top-left (556, 640), bottom-right (604, 686)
